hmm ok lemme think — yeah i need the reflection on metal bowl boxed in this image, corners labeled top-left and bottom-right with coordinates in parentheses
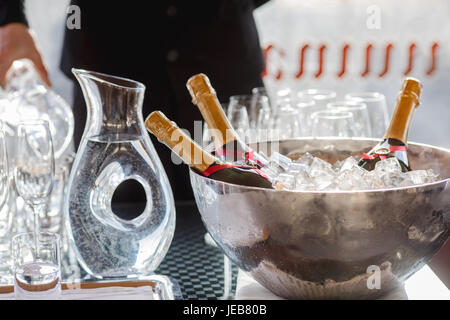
top-left (190, 138), bottom-right (450, 299)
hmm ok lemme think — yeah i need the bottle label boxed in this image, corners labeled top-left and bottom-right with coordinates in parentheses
top-left (202, 163), bottom-right (269, 180)
top-left (362, 145), bottom-right (407, 160)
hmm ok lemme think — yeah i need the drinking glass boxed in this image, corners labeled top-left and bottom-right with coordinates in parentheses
top-left (345, 92), bottom-right (389, 138)
top-left (255, 99), bottom-right (272, 130)
top-left (0, 122), bottom-right (10, 280)
top-left (227, 96), bottom-right (254, 143)
top-left (44, 153), bottom-right (75, 233)
top-left (229, 95), bottom-right (271, 130)
top-left (311, 110), bottom-right (358, 137)
top-left (275, 88), bottom-right (292, 102)
top-left (272, 104), bottom-right (301, 140)
top-left (252, 86), bottom-right (272, 109)
top-left (12, 232), bottom-right (61, 299)
top-left (0, 122), bottom-right (8, 215)
top-left (294, 98), bottom-right (316, 137)
top-left (14, 121), bottom-right (55, 245)
top-left (297, 89), bottom-right (337, 109)
top-left (327, 101), bottom-right (372, 137)
top-left (272, 88), bottom-right (293, 114)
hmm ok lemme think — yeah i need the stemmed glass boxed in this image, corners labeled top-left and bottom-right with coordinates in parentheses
top-left (297, 89), bottom-right (337, 110)
top-left (0, 122), bottom-right (12, 283)
top-left (272, 104), bottom-right (301, 140)
top-left (227, 96), bottom-right (254, 143)
top-left (227, 103), bottom-right (251, 143)
top-left (294, 98), bottom-right (316, 137)
top-left (14, 120), bottom-right (55, 250)
top-left (327, 101), bottom-right (372, 137)
top-left (345, 92), bottom-right (389, 138)
top-left (252, 87), bottom-right (272, 109)
top-left (0, 122), bottom-right (8, 212)
top-left (310, 110), bottom-right (359, 138)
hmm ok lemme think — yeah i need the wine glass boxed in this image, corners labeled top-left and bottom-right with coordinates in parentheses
top-left (327, 101), bottom-right (372, 137)
top-left (252, 86), bottom-right (273, 109)
top-left (229, 95), bottom-right (270, 129)
top-left (14, 120), bottom-right (55, 247)
top-left (227, 104), bottom-right (251, 143)
top-left (0, 122), bottom-right (8, 212)
top-left (272, 104), bottom-right (301, 140)
top-left (294, 98), bottom-right (316, 137)
top-left (345, 92), bottom-right (389, 138)
top-left (0, 122), bottom-right (12, 282)
top-left (310, 110), bottom-right (359, 138)
top-left (275, 88), bottom-right (292, 102)
top-left (297, 89), bottom-right (337, 110)
top-left (272, 88), bottom-right (293, 114)
top-left (228, 96), bottom-right (258, 143)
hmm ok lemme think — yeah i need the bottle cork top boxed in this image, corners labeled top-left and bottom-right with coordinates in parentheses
top-left (401, 77), bottom-right (422, 104)
top-left (186, 73), bottom-right (216, 104)
top-left (145, 110), bottom-right (218, 171)
top-left (145, 111), bottom-right (177, 145)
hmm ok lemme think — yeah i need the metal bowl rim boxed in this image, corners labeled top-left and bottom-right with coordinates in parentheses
top-left (190, 138), bottom-right (450, 194)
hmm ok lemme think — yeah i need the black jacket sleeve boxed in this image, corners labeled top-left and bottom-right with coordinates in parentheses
top-left (253, 0), bottom-right (270, 8)
top-left (0, 0), bottom-right (28, 27)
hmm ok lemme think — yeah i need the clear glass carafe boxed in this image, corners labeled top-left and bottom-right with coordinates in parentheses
top-left (65, 69), bottom-right (175, 278)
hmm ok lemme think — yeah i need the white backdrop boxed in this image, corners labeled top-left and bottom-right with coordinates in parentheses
top-left (254, 0), bottom-right (450, 148)
top-left (25, 0), bottom-right (450, 148)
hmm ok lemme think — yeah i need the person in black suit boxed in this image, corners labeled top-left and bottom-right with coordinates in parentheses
top-left (0, 0), bottom-right (269, 202)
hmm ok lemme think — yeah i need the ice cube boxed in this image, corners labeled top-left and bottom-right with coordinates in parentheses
top-left (273, 173), bottom-right (296, 190)
top-left (426, 169), bottom-right (439, 182)
top-left (313, 174), bottom-right (335, 190)
top-left (308, 157), bottom-right (335, 178)
top-left (294, 170), bottom-right (315, 191)
top-left (374, 157), bottom-right (402, 173)
top-left (260, 161), bottom-right (284, 178)
top-left (286, 162), bottom-right (308, 175)
top-left (269, 152), bottom-right (292, 171)
top-left (405, 170), bottom-right (427, 185)
top-left (333, 160), bottom-right (344, 170)
top-left (334, 169), bottom-right (370, 190)
top-left (406, 169), bottom-right (439, 185)
top-left (339, 156), bottom-right (359, 173)
top-left (398, 177), bottom-right (415, 188)
top-left (294, 152), bottom-right (314, 166)
top-left (380, 171), bottom-right (410, 188)
top-left (363, 171), bottom-right (386, 189)
top-left (255, 151), bottom-right (269, 164)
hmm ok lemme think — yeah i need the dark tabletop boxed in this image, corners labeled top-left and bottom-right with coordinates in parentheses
top-left (65, 201), bottom-right (236, 300)
top-left (155, 201), bottom-right (238, 300)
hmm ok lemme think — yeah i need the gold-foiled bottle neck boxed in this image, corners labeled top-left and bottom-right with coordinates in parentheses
top-left (145, 110), bottom-right (218, 171)
top-left (145, 111), bottom-right (176, 143)
top-left (383, 77), bottom-right (422, 143)
top-left (398, 77), bottom-right (422, 106)
top-left (186, 73), bottom-right (216, 104)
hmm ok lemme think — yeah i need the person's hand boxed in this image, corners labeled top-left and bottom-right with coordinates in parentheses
top-left (0, 23), bottom-right (51, 88)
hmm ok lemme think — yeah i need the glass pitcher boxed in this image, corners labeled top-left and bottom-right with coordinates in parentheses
top-left (65, 69), bottom-right (175, 278)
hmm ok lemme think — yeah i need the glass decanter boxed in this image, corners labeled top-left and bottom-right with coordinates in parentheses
top-left (4, 59), bottom-right (74, 160)
top-left (65, 69), bottom-right (175, 278)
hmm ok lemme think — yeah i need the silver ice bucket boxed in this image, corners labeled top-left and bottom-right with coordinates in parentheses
top-left (190, 138), bottom-right (450, 299)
